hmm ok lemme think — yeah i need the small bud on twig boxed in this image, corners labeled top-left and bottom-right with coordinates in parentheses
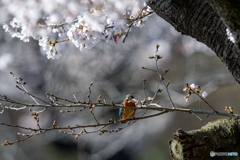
top-left (98, 94), bottom-right (102, 102)
top-left (75, 135), bottom-right (79, 139)
top-left (108, 118), bottom-right (113, 123)
top-left (53, 120), bottom-right (56, 127)
top-left (156, 55), bottom-right (162, 60)
top-left (110, 100), bottom-right (114, 105)
top-left (156, 44), bottom-right (160, 52)
top-left (163, 69), bottom-right (170, 74)
top-left (167, 81), bottom-right (170, 87)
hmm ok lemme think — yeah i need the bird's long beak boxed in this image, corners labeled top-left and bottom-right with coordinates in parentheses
top-left (130, 99), bottom-right (138, 103)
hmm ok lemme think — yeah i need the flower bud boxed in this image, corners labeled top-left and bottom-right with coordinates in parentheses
top-left (167, 81), bottom-right (170, 86)
top-left (98, 94), bottom-right (102, 102)
top-left (190, 83), bottom-right (196, 89)
top-left (202, 92), bottom-right (207, 98)
top-left (53, 120), bottom-right (56, 127)
top-left (75, 135), bottom-right (79, 139)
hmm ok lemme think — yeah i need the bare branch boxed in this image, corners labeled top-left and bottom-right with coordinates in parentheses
top-left (0, 103), bottom-right (4, 114)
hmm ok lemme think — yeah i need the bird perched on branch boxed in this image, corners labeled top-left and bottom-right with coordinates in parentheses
top-left (119, 94), bottom-right (137, 122)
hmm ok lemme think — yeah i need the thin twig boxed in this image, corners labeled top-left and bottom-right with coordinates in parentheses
top-left (88, 82), bottom-right (93, 103)
top-left (192, 89), bottom-right (217, 112)
top-left (38, 19), bottom-right (78, 27)
top-left (123, 8), bottom-right (145, 43)
top-left (1, 99), bottom-right (239, 118)
top-left (72, 92), bottom-right (78, 102)
top-left (46, 93), bottom-right (80, 104)
top-left (17, 85), bottom-right (50, 105)
top-left (191, 111), bottom-right (207, 124)
top-left (126, 11), bottom-right (155, 23)
top-left (154, 53), bottom-right (175, 108)
top-left (152, 81), bottom-right (161, 101)
top-left (199, 99), bottom-right (202, 111)
top-left (3, 134), bottom-right (35, 145)
top-left (117, 110), bottom-right (168, 131)
top-left (142, 67), bottom-right (157, 72)
top-left (0, 111), bottom-right (168, 132)
top-left (0, 103), bottom-right (4, 114)
top-left (60, 107), bottom-right (86, 113)
top-left (56, 39), bottom-right (69, 43)
top-left (90, 108), bottom-right (99, 125)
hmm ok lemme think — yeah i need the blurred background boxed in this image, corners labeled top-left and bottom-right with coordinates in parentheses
top-left (0, 12), bottom-right (240, 160)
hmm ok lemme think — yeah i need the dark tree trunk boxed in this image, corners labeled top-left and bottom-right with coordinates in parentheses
top-left (169, 118), bottom-right (240, 160)
top-left (147, 0), bottom-right (240, 84)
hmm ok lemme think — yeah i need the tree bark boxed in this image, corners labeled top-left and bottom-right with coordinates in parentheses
top-left (169, 118), bottom-right (240, 160)
top-left (147, 0), bottom-right (240, 84)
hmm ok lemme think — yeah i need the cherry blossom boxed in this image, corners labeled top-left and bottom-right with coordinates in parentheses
top-left (190, 83), bottom-right (196, 89)
top-left (202, 92), bottom-right (207, 98)
top-left (183, 83), bottom-right (208, 102)
top-left (2, 0), bottom-right (154, 59)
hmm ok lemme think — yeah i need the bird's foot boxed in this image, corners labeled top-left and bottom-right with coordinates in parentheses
top-left (120, 119), bottom-right (127, 124)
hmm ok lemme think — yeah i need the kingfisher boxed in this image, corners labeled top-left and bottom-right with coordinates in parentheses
top-left (119, 94), bottom-right (137, 122)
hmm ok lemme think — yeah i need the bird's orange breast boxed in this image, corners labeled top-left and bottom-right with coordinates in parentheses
top-left (121, 101), bottom-right (136, 120)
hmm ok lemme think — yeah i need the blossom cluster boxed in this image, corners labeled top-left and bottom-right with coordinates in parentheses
top-left (123, 2), bottom-right (152, 28)
top-left (225, 106), bottom-right (233, 114)
top-left (3, 18), bottom-right (30, 42)
top-left (39, 38), bottom-right (62, 59)
top-left (183, 83), bottom-right (207, 102)
top-left (2, 0), bottom-right (153, 59)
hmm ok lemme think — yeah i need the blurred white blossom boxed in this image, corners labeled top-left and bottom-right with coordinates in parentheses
top-left (0, 53), bottom-right (14, 70)
top-left (3, 18), bottom-right (31, 42)
top-left (202, 91), bottom-right (207, 98)
top-left (190, 83), bottom-right (196, 89)
top-left (1, 0), bottom-right (153, 59)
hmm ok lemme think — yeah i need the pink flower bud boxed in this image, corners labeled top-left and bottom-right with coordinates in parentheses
top-left (75, 135), bottom-right (79, 139)
top-left (184, 96), bottom-right (189, 102)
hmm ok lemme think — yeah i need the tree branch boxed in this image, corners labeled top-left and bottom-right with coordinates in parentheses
top-left (169, 118), bottom-right (240, 159)
top-left (148, 0), bottom-right (240, 83)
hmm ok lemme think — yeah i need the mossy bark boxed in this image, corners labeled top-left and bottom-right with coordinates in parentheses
top-left (169, 118), bottom-right (240, 160)
top-left (148, 0), bottom-right (240, 84)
